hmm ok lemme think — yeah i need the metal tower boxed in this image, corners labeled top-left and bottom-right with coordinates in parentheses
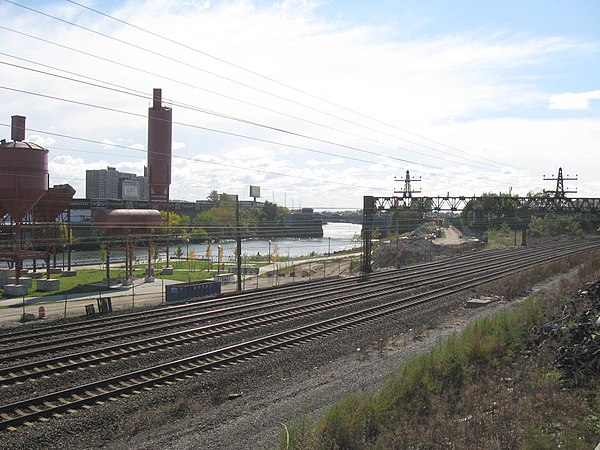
top-left (543, 167), bottom-right (577, 198)
top-left (394, 170), bottom-right (421, 198)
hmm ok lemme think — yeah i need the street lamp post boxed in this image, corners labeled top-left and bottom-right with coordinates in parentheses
top-left (217, 245), bottom-right (222, 274)
top-left (268, 240), bottom-right (272, 263)
top-left (186, 239), bottom-right (190, 269)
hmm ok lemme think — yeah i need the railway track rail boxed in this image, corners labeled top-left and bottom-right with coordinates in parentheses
top-left (0, 243), bottom-right (553, 348)
top-left (0, 241), bottom-right (587, 366)
top-left (0, 239), bottom-right (597, 430)
top-left (0, 240), bottom-right (590, 387)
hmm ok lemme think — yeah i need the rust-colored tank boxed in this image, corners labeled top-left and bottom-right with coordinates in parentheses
top-left (147, 88), bottom-right (172, 198)
top-left (33, 184), bottom-right (76, 222)
top-left (0, 116), bottom-right (49, 221)
top-left (93, 209), bottom-right (162, 235)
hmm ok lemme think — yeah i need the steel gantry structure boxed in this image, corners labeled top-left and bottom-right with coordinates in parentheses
top-left (361, 194), bottom-right (600, 273)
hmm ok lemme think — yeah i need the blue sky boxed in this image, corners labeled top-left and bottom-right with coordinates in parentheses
top-left (1, 0), bottom-right (599, 209)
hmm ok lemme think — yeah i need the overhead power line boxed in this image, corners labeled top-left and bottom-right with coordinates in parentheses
top-left (0, 120), bottom-right (391, 193)
top-left (0, 59), bottom-right (511, 175)
top-left (1, 83), bottom-right (529, 190)
top-left (65, 0), bottom-right (517, 170)
top-left (0, 27), bottom-right (500, 173)
top-left (4, 0), bottom-right (517, 171)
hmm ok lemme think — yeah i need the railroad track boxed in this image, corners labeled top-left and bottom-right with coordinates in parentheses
top-left (0, 240), bottom-right (583, 366)
top-left (1, 242), bottom-right (550, 348)
top-left (0, 239), bottom-right (588, 387)
top-left (0, 239), bottom-right (597, 430)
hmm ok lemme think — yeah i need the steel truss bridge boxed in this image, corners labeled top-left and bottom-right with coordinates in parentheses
top-left (361, 195), bottom-right (600, 273)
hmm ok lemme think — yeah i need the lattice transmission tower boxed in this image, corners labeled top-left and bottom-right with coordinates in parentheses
top-left (543, 167), bottom-right (578, 198)
top-left (394, 170), bottom-right (421, 198)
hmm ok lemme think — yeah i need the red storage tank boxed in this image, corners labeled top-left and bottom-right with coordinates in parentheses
top-left (93, 209), bottom-right (162, 235)
top-left (0, 116), bottom-right (49, 221)
top-left (147, 89), bottom-right (172, 198)
top-left (33, 184), bottom-right (76, 222)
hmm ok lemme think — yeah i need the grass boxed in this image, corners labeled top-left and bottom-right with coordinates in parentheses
top-left (0, 260), bottom-right (233, 299)
top-left (281, 248), bottom-right (600, 449)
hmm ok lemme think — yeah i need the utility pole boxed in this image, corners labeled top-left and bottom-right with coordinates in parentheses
top-left (236, 195), bottom-right (242, 292)
top-left (394, 170), bottom-right (421, 199)
top-left (543, 167), bottom-right (578, 198)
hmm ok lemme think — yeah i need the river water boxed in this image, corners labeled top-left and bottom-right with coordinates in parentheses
top-left (29, 222), bottom-right (363, 267)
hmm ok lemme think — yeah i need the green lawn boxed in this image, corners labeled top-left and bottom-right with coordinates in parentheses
top-left (0, 260), bottom-right (251, 299)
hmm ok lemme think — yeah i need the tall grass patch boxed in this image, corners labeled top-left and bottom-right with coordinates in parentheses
top-left (306, 300), bottom-right (543, 449)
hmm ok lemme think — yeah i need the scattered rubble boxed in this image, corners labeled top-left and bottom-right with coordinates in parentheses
top-left (533, 280), bottom-right (600, 387)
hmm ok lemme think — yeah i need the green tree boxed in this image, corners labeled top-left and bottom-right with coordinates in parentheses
top-left (188, 248), bottom-right (197, 272)
top-left (175, 244), bottom-right (183, 268)
top-left (462, 193), bottom-right (521, 231)
top-left (205, 242), bottom-right (212, 271)
top-left (528, 216), bottom-right (546, 240)
top-left (99, 242), bottom-right (107, 269)
top-left (207, 190), bottom-right (220, 204)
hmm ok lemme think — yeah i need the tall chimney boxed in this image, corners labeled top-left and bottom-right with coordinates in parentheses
top-left (153, 88), bottom-right (162, 108)
top-left (11, 115), bottom-right (26, 142)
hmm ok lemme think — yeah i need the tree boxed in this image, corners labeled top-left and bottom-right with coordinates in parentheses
top-left (188, 248), bottom-right (197, 272)
top-left (462, 193), bottom-right (521, 231)
top-left (205, 242), bottom-right (212, 271)
top-left (207, 190), bottom-right (220, 204)
top-left (175, 244), bottom-right (183, 268)
top-left (99, 242), bottom-right (107, 270)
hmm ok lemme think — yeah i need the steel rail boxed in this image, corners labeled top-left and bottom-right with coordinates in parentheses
top-left (2, 241), bottom-right (589, 385)
top-left (0, 241), bottom-right (595, 430)
top-left (0, 244), bottom-right (535, 344)
top-left (0, 241), bottom-right (586, 363)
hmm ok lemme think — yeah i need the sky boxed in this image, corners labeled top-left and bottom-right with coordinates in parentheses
top-left (1, 0), bottom-right (599, 210)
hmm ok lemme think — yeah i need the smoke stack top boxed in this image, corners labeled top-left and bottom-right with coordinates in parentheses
top-left (152, 88), bottom-right (162, 108)
top-left (11, 115), bottom-right (26, 142)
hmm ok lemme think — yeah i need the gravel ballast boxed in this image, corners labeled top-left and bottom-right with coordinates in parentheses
top-left (0, 287), bottom-right (525, 450)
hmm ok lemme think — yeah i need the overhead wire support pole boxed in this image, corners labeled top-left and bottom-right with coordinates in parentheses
top-left (361, 196), bottom-right (375, 274)
top-left (236, 195), bottom-right (242, 291)
top-left (394, 170), bottom-right (422, 208)
top-left (543, 167), bottom-right (578, 199)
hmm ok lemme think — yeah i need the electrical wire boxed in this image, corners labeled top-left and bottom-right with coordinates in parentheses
top-left (3, 0), bottom-right (520, 171)
top-left (0, 42), bottom-right (504, 174)
top-left (64, 0), bottom-right (518, 170)
top-left (0, 81), bottom-right (532, 193)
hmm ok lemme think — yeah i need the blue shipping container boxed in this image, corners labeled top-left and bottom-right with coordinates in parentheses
top-left (165, 280), bottom-right (221, 302)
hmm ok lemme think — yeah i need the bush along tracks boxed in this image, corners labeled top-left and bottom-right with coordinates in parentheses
top-left (282, 251), bottom-right (600, 450)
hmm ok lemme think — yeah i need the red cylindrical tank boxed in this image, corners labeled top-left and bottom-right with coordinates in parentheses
top-left (147, 88), bottom-right (172, 197)
top-left (93, 209), bottom-right (162, 235)
top-left (0, 116), bottom-right (49, 221)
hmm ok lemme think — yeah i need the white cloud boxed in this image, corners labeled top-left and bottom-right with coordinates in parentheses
top-left (172, 141), bottom-right (186, 151)
top-left (28, 134), bottom-right (56, 147)
top-left (548, 90), bottom-right (600, 110)
top-left (305, 157), bottom-right (344, 166)
top-left (1, 0), bottom-right (597, 208)
top-left (101, 139), bottom-right (117, 149)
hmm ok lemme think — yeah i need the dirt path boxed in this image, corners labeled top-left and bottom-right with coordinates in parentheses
top-left (433, 226), bottom-right (464, 245)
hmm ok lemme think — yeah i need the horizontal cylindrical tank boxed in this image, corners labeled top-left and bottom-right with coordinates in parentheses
top-left (0, 116), bottom-right (48, 221)
top-left (147, 88), bottom-right (172, 197)
top-left (93, 209), bottom-right (162, 235)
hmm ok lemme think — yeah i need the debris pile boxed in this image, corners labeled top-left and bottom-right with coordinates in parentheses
top-left (534, 280), bottom-right (600, 387)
